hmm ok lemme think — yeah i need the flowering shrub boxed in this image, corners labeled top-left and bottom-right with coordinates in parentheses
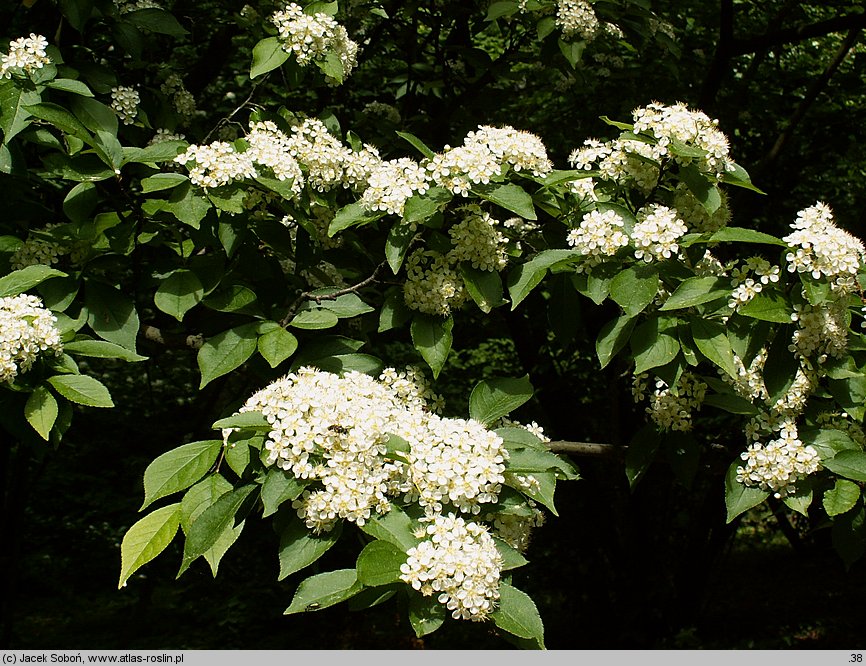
top-left (2, 0), bottom-right (866, 649)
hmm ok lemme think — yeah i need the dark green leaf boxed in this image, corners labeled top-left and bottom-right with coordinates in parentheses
top-left (596, 315), bottom-right (635, 369)
top-left (84, 280), bottom-right (140, 352)
top-left (660, 276), bottom-right (730, 311)
top-left (709, 227), bottom-right (784, 246)
top-left (250, 37), bottom-right (290, 79)
top-left (490, 583), bottom-right (545, 646)
top-left (284, 569), bottom-right (363, 614)
top-left (508, 249), bottom-right (579, 309)
top-left (197, 323), bottom-right (259, 388)
top-left (823, 451), bottom-right (866, 483)
top-left (261, 468), bottom-right (307, 518)
top-left (410, 314), bottom-right (453, 379)
top-left (359, 506), bottom-right (421, 551)
top-left (356, 540), bottom-right (406, 587)
top-left (461, 264), bottom-right (505, 314)
top-left (823, 479), bottom-right (861, 517)
top-left (154, 269), bottom-right (203, 322)
top-left (0, 265), bottom-right (67, 298)
top-left (477, 183), bottom-right (536, 220)
top-left (408, 593), bottom-right (446, 638)
top-left (47, 374), bottom-right (114, 408)
top-left (725, 461), bottom-right (769, 523)
top-left (609, 264), bottom-right (659, 317)
top-left (278, 517), bottom-right (342, 580)
top-left (691, 318), bottom-right (737, 379)
top-left (64, 339), bottom-right (147, 362)
top-left (258, 327), bottom-right (298, 368)
top-left (469, 375), bottom-right (534, 425)
top-left (25, 385), bottom-right (58, 441)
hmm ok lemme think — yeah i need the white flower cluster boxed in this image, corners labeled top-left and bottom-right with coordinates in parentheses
top-left (790, 301), bottom-right (848, 363)
top-left (403, 249), bottom-right (467, 316)
top-left (234, 366), bottom-right (507, 531)
top-left (693, 250), bottom-right (727, 277)
top-left (568, 137), bottom-right (662, 194)
top-left (736, 419), bottom-right (821, 498)
top-left (287, 117), bottom-right (380, 192)
top-left (728, 257), bottom-right (780, 309)
top-left (10, 229), bottom-right (68, 270)
top-left (783, 202), bottom-right (865, 291)
top-left (640, 372), bottom-right (707, 432)
top-left (566, 208), bottom-right (628, 267)
top-left (555, 0), bottom-right (600, 42)
top-left (400, 513), bottom-right (502, 621)
top-left (148, 129), bottom-right (186, 146)
top-left (1, 34), bottom-right (50, 79)
top-left (725, 350), bottom-right (768, 402)
top-left (110, 86), bottom-right (140, 125)
top-left (570, 177), bottom-right (598, 202)
top-left (361, 158), bottom-right (430, 216)
top-left (632, 204), bottom-right (688, 262)
top-left (246, 121), bottom-right (304, 188)
top-left (362, 101), bottom-right (401, 125)
top-left (160, 74), bottom-right (196, 118)
top-left (0, 294), bottom-right (63, 383)
top-left (632, 101), bottom-right (734, 175)
top-left (447, 210), bottom-right (509, 271)
top-left (175, 141), bottom-right (257, 188)
top-left (426, 126), bottom-right (552, 196)
top-left (270, 2), bottom-right (358, 82)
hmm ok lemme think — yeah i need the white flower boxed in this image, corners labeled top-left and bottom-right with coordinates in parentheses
top-left (555, 0), bottom-right (600, 42)
top-left (567, 209), bottom-right (628, 267)
top-left (403, 249), bottom-right (467, 316)
top-left (632, 204), bottom-right (688, 262)
top-left (736, 419), bottom-right (821, 498)
top-left (447, 210), bottom-right (509, 272)
top-left (360, 158), bottom-right (429, 215)
top-left (0, 294), bottom-right (63, 382)
top-left (400, 513), bottom-right (502, 620)
top-left (271, 3), bottom-right (358, 82)
top-left (1, 34), bottom-right (50, 79)
top-left (110, 86), bottom-right (140, 125)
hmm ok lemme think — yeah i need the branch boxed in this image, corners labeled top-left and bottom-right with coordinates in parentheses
top-left (547, 440), bottom-right (625, 458)
top-left (756, 27), bottom-right (861, 177)
top-left (280, 261), bottom-right (389, 327)
top-left (203, 80), bottom-right (264, 144)
top-left (731, 12), bottom-right (866, 56)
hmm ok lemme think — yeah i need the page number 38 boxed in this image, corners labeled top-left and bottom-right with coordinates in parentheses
top-left (850, 655), bottom-right (863, 662)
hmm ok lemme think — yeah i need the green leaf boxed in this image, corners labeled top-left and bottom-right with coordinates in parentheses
top-left (197, 323), bottom-right (259, 389)
top-left (829, 376), bottom-right (866, 422)
top-left (378, 289), bottom-right (412, 333)
top-left (691, 318), bottom-right (737, 379)
top-left (154, 269), bottom-right (204, 322)
top-left (660, 277), bottom-right (730, 310)
top-left (180, 484), bottom-right (258, 574)
top-left (506, 448), bottom-right (579, 479)
top-left (469, 375), bottom-right (534, 425)
top-left (180, 474), bottom-right (233, 535)
top-left (1, 84), bottom-right (41, 143)
top-left (631, 319), bottom-right (680, 375)
top-left (823, 479), bottom-right (861, 517)
top-left (62, 182), bottom-right (99, 223)
top-left (250, 37), bottom-right (290, 79)
top-left (141, 173), bottom-right (188, 193)
top-left (801, 427), bottom-right (861, 460)
top-left (124, 8), bottom-right (188, 36)
top-left (123, 141), bottom-right (187, 165)
top-left (408, 593), bottom-right (446, 638)
top-left (709, 227), bottom-right (785, 246)
top-left (329, 202), bottom-right (378, 235)
top-left (558, 37), bottom-right (585, 69)
top-left (823, 451), bottom-right (866, 483)
top-left (719, 163), bottom-right (765, 194)
top-left (596, 315), bottom-right (635, 369)
top-left (736, 290), bottom-right (793, 323)
top-left (141, 440), bottom-right (222, 510)
top-left (284, 569), bottom-right (364, 614)
top-left (47, 374), bottom-right (114, 408)
top-left (278, 517), bottom-right (343, 580)
top-left (358, 505), bottom-right (421, 551)
top-left (24, 102), bottom-right (92, 141)
top-left (386, 222), bottom-right (415, 274)
top-left (70, 96), bottom-right (118, 135)
top-left (304, 290), bottom-right (375, 318)
top-left (395, 131), bottom-right (435, 159)
top-left (782, 483), bottom-right (813, 516)
top-left (84, 280), bottom-right (140, 352)
top-left (725, 461), bottom-right (769, 523)
top-left (410, 314), bottom-right (453, 379)
top-left (258, 327), bottom-right (298, 368)
top-left (678, 165), bottom-right (721, 214)
top-left (289, 309), bottom-right (340, 330)
top-left (511, 470), bottom-right (558, 515)
top-left (477, 183), bottom-right (537, 220)
top-left (164, 182), bottom-right (212, 228)
top-left (702, 392), bottom-right (759, 415)
top-left (25, 385), bottom-right (58, 441)
top-left (356, 540), bottom-right (406, 587)
top-left (261, 468), bottom-right (307, 518)
top-left (486, 1), bottom-right (519, 21)
top-left (625, 425), bottom-right (660, 488)
top-left (308, 353), bottom-right (383, 376)
top-left (203, 284), bottom-right (259, 315)
top-left (64, 339), bottom-right (148, 362)
top-left (494, 537), bottom-right (529, 571)
top-left (0, 265), bottom-right (67, 298)
top-left (508, 249), bottom-right (579, 309)
top-left (47, 78), bottom-right (94, 97)
top-left (211, 412), bottom-right (269, 430)
top-left (490, 583), bottom-right (545, 646)
top-left (609, 264), bottom-right (659, 317)
top-left (118, 503), bottom-right (181, 589)
top-left (461, 264), bottom-right (505, 313)
top-left (832, 504), bottom-right (866, 570)
top-left (762, 329), bottom-right (799, 404)
top-left (315, 52), bottom-right (344, 83)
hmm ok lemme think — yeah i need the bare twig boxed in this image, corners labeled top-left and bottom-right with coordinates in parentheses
top-left (203, 80), bottom-right (265, 144)
top-left (547, 440), bottom-right (625, 458)
top-left (141, 324), bottom-right (204, 350)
